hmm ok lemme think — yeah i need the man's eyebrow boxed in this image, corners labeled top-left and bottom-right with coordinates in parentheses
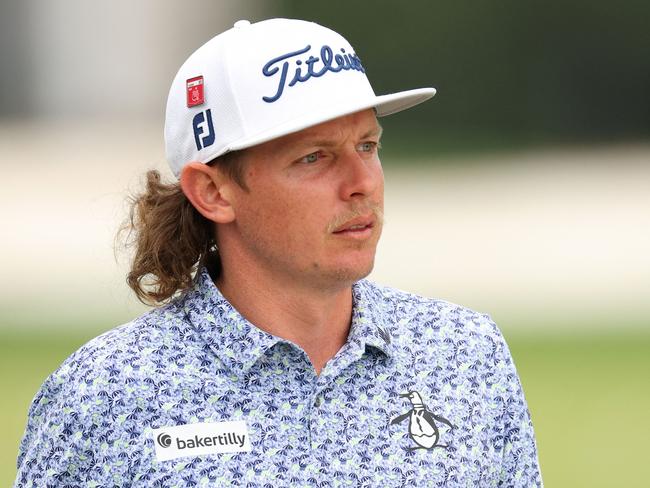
top-left (362, 123), bottom-right (383, 140)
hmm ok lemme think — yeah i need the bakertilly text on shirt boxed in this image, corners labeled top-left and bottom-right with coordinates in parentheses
top-left (176, 432), bottom-right (246, 450)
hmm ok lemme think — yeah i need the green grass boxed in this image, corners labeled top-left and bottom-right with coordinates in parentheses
top-left (509, 333), bottom-right (650, 487)
top-left (2, 329), bottom-right (649, 486)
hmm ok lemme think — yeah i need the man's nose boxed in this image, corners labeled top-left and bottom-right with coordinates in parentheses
top-left (338, 148), bottom-right (382, 201)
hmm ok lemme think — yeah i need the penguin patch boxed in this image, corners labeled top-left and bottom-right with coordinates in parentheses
top-left (390, 391), bottom-right (456, 451)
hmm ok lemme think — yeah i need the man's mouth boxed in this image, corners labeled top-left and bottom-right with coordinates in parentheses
top-left (332, 215), bottom-right (375, 235)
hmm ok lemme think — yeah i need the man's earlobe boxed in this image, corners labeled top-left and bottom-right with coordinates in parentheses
top-left (180, 162), bottom-right (236, 224)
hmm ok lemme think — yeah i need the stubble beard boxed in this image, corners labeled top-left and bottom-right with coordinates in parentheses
top-left (315, 211), bottom-right (384, 288)
top-left (230, 202), bottom-right (384, 291)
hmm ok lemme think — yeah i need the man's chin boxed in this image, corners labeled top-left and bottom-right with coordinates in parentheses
top-left (324, 259), bottom-right (375, 286)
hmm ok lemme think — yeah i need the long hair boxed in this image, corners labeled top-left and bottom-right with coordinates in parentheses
top-left (119, 152), bottom-right (244, 305)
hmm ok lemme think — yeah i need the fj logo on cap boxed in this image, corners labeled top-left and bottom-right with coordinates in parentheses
top-left (152, 420), bottom-right (251, 461)
top-left (186, 76), bottom-right (205, 107)
top-left (192, 109), bottom-right (215, 151)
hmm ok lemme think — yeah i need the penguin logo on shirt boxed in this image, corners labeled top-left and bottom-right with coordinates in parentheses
top-left (390, 391), bottom-right (456, 451)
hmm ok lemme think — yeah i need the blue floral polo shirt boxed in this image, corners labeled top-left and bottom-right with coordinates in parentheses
top-left (16, 267), bottom-right (541, 487)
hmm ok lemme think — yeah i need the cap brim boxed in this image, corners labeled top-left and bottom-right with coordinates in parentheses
top-left (374, 87), bottom-right (437, 116)
top-left (224, 87), bottom-right (436, 155)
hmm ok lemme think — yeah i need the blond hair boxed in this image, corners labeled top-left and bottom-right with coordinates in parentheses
top-left (120, 152), bottom-right (244, 305)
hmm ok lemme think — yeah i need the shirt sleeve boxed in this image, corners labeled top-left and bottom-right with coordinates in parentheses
top-left (14, 357), bottom-right (125, 488)
top-left (488, 317), bottom-right (543, 487)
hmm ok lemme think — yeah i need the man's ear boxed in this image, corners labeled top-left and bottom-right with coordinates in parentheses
top-left (180, 162), bottom-right (236, 224)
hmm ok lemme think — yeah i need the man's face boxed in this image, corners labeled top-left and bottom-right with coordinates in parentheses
top-left (223, 109), bottom-right (384, 290)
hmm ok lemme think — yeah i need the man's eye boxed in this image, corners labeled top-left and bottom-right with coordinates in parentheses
top-left (358, 141), bottom-right (378, 152)
top-left (300, 152), bottom-right (321, 164)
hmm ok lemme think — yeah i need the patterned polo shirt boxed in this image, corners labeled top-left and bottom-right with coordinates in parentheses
top-left (16, 267), bottom-right (542, 487)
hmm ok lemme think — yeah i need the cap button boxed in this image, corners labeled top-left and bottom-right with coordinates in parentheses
top-left (233, 20), bottom-right (251, 29)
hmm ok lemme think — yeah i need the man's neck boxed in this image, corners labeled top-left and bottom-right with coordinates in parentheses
top-left (215, 267), bottom-right (354, 375)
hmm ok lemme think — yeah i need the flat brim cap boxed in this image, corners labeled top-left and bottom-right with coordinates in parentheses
top-left (165, 18), bottom-right (436, 177)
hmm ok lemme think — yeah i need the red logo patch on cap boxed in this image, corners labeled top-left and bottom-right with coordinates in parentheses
top-left (186, 76), bottom-right (204, 107)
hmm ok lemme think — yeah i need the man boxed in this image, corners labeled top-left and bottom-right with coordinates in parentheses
top-left (16, 19), bottom-right (542, 486)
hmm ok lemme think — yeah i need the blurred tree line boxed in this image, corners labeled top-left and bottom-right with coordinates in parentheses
top-left (283, 0), bottom-right (649, 154)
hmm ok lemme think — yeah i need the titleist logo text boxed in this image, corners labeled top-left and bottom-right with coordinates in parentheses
top-left (261, 44), bottom-right (365, 103)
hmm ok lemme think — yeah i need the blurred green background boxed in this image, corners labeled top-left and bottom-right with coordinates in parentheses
top-left (1, 0), bottom-right (649, 486)
top-left (287, 0), bottom-right (650, 152)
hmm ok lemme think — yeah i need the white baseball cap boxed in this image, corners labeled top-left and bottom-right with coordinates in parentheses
top-left (165, 18), bottom-right (436, 177)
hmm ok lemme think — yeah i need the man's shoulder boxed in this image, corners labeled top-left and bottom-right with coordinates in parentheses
top-left (45, 303), bottom-right (189, 395)
top-left (358, 279), bottom-right (503, 342)
top-left (359, 279), bottom-right (495, 323)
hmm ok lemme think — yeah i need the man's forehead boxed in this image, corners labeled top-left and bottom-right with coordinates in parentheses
top-left (238, 109), bottom-right (382, 163)
top-left (281, 109), bottom-right (382, 146)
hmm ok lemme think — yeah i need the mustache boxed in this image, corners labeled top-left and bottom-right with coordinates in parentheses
top-left (327, 203), bottom-right (384, 233)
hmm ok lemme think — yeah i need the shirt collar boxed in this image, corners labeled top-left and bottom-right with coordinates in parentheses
top-left (181, 267), bottom-right (282, 377)
top-left (181, 268), bottom-right (394, 377)
top-left (348, 279), bottom-right (395, 358)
